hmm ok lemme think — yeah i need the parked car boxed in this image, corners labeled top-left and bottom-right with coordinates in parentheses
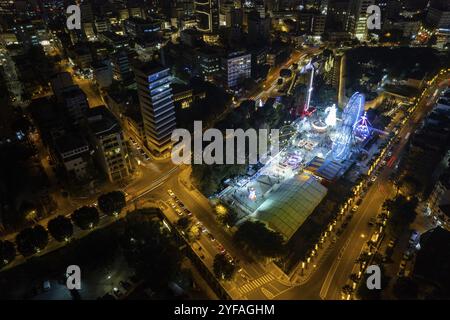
top-left (409, 230), bottom-right (420, 244)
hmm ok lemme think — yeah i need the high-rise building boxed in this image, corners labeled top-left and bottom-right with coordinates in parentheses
top-left (0, 0), bottom-right (14, 16)
top-left (80, 0), bottom-right (94, 23)
top-left (247, 10), bottom-right (271, 44)
top-left (353, 0), bottom-right (375, 41)
top-left (426, 0), bottom-right (450, 30)
top-left (327, 0), bottom-right (353, 32)
top-left (86, 106), bottom-right (132, 182)
top-left (112, 50), bottom-right (133, 82)
top-left (194, 0), bottom-right (220, 32)
top-left (221, 50), bottom-right (252, 88)
top-left (134, 62), bottom-right (176, 156)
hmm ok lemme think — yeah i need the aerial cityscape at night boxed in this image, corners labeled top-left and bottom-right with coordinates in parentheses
top-left (0, 0), bottom-right (450, 308)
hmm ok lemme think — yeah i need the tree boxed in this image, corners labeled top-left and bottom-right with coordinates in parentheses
top-left (233, 220), bottom-right (285, 258)
top-left (0, 240), bottom-right (16, 268)
top-left (213, 254), bottom-right (236, 281)
top-left (215, 203), bottom-right (238, 227)
top-left (177, 217), bottom-right (190, 230)
top-left (383, 195), bottom-right (418, 237)
top-left (15, 225), bottom-right (49, 257)
top-left (47, 215), bottom-right (74, 242)
top-left (120, 216), bottom-right (181, 291)
top-left (98, 191), bottom-right (126, 216)
top-left (71, 206), bottom-right (99, 230)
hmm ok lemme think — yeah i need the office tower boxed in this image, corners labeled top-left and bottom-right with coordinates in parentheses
top-left (195, 0), bottom-right (220, 32)
top-left (353, 0), bottom-right (375, 41)
top-left (221, 50), bottom-right (252, 88)
top-left (134, 62), bottom-right (176, 156)
top-left (247, 10), bottom-right (271, 44)
top-left (327, 0), bottom-right (353, 32)
top-left (112, 50), bottom-right (132, 81)
top-left (426, 0), bottom-right (450, 29)
top-left (80, 0), bottom-right (94, 23)
top-left (0, 0), bottom-right (14, 16)
top-left (86, 106), bottom-right (132, 182)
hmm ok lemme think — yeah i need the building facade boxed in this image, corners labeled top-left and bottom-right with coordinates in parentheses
top-left (134, 62), bottom-right (176, 156)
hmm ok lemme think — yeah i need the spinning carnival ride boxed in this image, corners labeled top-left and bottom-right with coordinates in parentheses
top-left (331, 93), bottom-right (365, 161)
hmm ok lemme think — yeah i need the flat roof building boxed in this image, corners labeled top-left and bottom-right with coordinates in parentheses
top-left (255, 173), bottom-right (328, 241)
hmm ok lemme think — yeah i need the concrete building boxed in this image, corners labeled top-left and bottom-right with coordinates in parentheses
top-left (353, 0), bottom-right (375, 41)
top-left (86, 106), bottom-right (132, 182)
top-left (112, 50), bottom-right (133, 82)
top-left (247, 10), bottom-right (271, 45)
top-left (51, 72), bottom-right (74, 103)
top-left (221, 50), bottom-right (252, 88)
top-left (62, 86), bottom-right (89, 122)
top-left (194, 0), bottom-right (220, 33)
top-left (134, 62), bottom-right (176, 156)
top-left (426, 0), bottom-right (450, 29)
top-left (93, 61), bottom-right (113, 89)
top-left (54, 134), bottom-right (91, 180)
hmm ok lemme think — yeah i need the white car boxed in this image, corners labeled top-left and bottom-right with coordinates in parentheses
top-left (371, 176), bottom-right (377, 182)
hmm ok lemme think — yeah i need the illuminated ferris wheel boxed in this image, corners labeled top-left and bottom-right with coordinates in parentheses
top-left (331, 93), bottom-right (365, 161)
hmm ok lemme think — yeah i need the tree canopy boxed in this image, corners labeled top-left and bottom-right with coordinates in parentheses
top-left (15, 225), bottom-right (49, 257)
top-left (0, 240), bottom-right (16, 269)
top-left (47, 215), bottom-right (74, 242)
top-left (233, 220), bottom-right (285, 258)
top-left (213, 254), bottom-right (236, 281)
top-left (98, 191), bottom-right (126, 216)
top-left (71, 206), bottom-right (100, 230)
top-left (120, 216), bottom-right (181, 291)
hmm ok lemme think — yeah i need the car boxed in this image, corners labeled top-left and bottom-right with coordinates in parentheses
top-left (381, 160), bottom-right (387, 166)
top-left (388, 239), bottom-right (396, 248)
top-left (175, 208), bottom-right (183, 216)
top-left (352, 206), bottom-right (358, 212)
top-left (387, 151), bottom-right (393, 157)
top-left (409, 230), bottom-right (420, 244)
top-left (399, 260), bottom-right (407, 270)
top-left (403, 250), bottom-right (413, 261)
top-left (368, 218), bottom-right (376, 226)
top-left (144, 155), bottom-right (151, 161)
top-left (167, 189), bottom-right (175, 197)
top-left (42, 280), bottom-right (51, 292)
top-left (217, 244), bottom-right (226, 254)
top-left (371, 175), bottom-right (377, 182)
top-left (184, 208), bottom-right (192, 216)
top-left (169, 200), bottom-right (176, 209)
top-left (207, 233), bottom-right (215, 242)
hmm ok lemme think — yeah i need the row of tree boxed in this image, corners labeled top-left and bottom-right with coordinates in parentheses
top-left (0, 191), bottom-right (126, 269)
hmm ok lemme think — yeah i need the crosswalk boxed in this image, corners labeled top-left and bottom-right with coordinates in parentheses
top-left (238, 274), bottom-right (275, 295)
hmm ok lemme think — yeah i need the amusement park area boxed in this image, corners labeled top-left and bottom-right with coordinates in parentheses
top-left (218, 75), bottom-right (388, 243)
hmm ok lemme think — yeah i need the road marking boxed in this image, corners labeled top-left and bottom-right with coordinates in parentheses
top-left (238, 274), bottom-right (274, 295)
top-left (261, 287), bottom-right (275, 299)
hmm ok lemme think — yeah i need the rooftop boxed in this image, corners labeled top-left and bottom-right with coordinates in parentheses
top-left (255, 174), bottom-right (328, 240)
top-left (86, 106), bottom-right (121, 137)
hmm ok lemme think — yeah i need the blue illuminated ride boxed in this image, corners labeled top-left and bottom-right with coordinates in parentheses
top-left (331, 92), bottom-right (365, 161)
top-left (354, 111), bottom-right (372, 140)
